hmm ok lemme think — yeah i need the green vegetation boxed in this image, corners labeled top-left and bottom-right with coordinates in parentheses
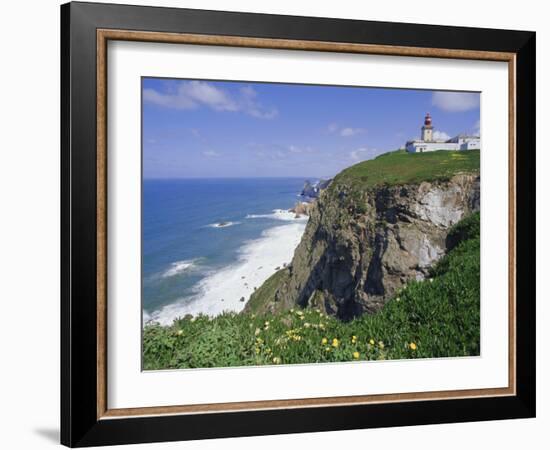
top-left (331, 149), bottom-right (480, 190)
top-left (445, 210), bottom-right (480, 251)
top-left (244, 268), bottom-right (290, 315)
top-left (143, 213), bottom-right (480, 370)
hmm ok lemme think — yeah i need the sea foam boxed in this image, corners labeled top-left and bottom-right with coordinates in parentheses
top-left (148, 221), bottom-right (307, 325)
top-left (246, 209), bottom-right (307, 222)
top-left (161, 260), bottom-right (196, 278)
top-left (206, 221), bottom-right (240, 228)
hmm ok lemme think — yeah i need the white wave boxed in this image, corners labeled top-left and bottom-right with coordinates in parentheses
top-left (206, 221), bottom-right (240, 228)
top-left (161, 260), bottom-right (196, 278)
top-left (143, 310), bottom-right (152, 324)
top-left (149, 221), bottom-right (307, 325)
top-left (246, 209), bottom-right (308, 222)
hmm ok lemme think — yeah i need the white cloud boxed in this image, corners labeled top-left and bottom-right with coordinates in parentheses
top-left (349, 147), bottom-right (374, 161)
top-left (184, 81), bottom-right (237, 111)
top-left (288, 145), bottom-right (313, 154)
top-left (340, 127), bottom-right (365, 137)
top-left (144, 81), bottom-right (277, 119)
top-left (327, 123), bottom-right (339, 133)
top-left (472, 120), bottom-right (480, 135)
top-left (202, 150), bottom-right (221, 158)
top-left (431, 91), bottom-right (480, 112)
top-left (143, 81), bottom-right (236, 111)
top-left (289, 145), bottom-right (300, 153)
top-left (143, 88), bottom-right (193, 109)
top-left (239, 86), bottom-right (278, 119)
top-left (432, 130), bottom-right (451, 141)
top-left (328, 123), bottom-right (366, 137)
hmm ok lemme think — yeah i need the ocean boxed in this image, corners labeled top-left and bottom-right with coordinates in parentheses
top-left (142, 178), bottom-right (309, 325)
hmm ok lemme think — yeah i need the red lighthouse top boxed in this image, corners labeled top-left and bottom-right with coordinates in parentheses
top-left (424, 113), bottom-right (432, 127)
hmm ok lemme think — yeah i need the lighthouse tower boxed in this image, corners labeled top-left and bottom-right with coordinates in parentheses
top-left (421, 113), bottom-right (433, 142)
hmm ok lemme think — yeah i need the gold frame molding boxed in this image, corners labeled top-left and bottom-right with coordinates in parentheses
top-left (96, 29), bottom-right (516, 420)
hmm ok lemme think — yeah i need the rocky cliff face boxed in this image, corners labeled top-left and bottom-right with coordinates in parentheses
top-left (267, 173), bottom-right (480, 320)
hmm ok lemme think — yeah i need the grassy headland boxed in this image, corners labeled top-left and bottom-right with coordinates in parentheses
top-left (331, 149), bottom-right (479, 190)
top-left (143, 212), bottom-right (480, 369)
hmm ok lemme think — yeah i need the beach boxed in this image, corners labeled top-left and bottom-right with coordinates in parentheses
top-left (148, 220), bottom-right (306, 324)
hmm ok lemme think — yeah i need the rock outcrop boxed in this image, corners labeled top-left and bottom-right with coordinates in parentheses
top-left (300, 179), bottom-right (331, 201)
top-left (261, 173), bottom-right (480, 320)
top-left (289, 202), bottom-right (314, 217)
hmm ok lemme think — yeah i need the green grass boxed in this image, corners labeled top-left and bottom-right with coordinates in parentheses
top-left (331, 149), bottom-right (479, 190)
top-left (244, 268), bottom-right (290, 315)
top-left (445, 210), bottom-right (480, 251)
top-left (143, 213), bottom-right (480, 370)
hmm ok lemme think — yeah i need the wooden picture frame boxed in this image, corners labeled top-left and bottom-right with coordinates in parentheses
top-left (61, 1), bottom-right (535, 447)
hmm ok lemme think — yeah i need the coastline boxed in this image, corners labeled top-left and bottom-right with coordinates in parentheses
top-left (147, 218), bottom-right (307, 325)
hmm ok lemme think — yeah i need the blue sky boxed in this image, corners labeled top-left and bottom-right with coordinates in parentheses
top-left (142, 78), bottom-right (480, 179)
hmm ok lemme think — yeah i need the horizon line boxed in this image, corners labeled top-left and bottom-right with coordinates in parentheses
top-left (143, 175), bottom-right (331, 181)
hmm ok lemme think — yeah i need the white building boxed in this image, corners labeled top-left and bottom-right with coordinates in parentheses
top-left (405, 113), bottom-right (480, 153)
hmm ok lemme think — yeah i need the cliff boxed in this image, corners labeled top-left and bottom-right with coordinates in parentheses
top-left (145, 211), bottom-right (481, 368)
top-left (246, 150), bottom-right (480, 320)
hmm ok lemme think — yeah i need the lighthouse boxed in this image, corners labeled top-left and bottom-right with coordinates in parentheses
top-left (421, 113), bottom-right (433, 142)
top-left (405, 113), bottom-right (480, 153)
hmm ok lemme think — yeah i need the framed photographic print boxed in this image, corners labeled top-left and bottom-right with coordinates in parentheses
top-left (60, 1), bottom-right (536, 447)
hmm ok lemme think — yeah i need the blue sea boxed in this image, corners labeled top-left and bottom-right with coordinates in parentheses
top-left (143, 178), bottom-right (309, 324)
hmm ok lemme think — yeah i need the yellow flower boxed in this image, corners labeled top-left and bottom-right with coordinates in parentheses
top-left (353, 351), bottom-right (360, 359)
top-left (255, 347), bottom-right (260, 354)
top-left (304, 322), bottom-right (311, 328)
top-left (409, 342), bottom-right (417, 351)
top-left (332, 338), bottom-right (340, 348)
top-left (319, 323), bottom-right (325, 330)
top-left (254, 328), bottom-right (261, 336)
top-left (378, 341), bottom-right (385, 349)
top-left (325, 346), bottom-right (331, 352)
top-left (369, 339), bottom-right (375, 346)
top-left (351, 335), bottom-right (357, 343)
top-left (321, 337), bottom-right (328, 345)
top-left (297, 310), bottom-right (304, 316)
top-left (264, 321), bottom-right (270, 326)
top-left (272, 357), bottom-right (281, 364)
